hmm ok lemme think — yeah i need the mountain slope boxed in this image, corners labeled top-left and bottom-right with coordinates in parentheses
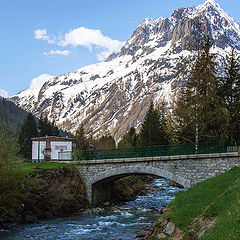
top-left (10, 0), bottom-right (240, 141)
top-left (0, 97), bottom-right (28, 129)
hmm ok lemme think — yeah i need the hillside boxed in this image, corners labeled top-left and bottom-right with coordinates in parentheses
top-left (9, 0), bottom-right (240, 141)
top-left (0, 97), bottom-right (28, 129)
top-left (146, 167), bottom-right (240, 239)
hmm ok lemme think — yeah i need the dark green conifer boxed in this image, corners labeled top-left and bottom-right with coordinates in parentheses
top-left (138, 101), bottom-right (168, 146)
top-left (74, 124), bottom-right (90, 150)
top-left (38, 115), bottom-right (60, 137)
top-left (93, 135), bottom-right (116, 149)
top-left (158, 101), bottom-right (169, 145)
top-left (118, 127), bottom-right (137, 148)
top-left (174, 38), bottom-right (227, 144)
top-left (219, 49), bottom-right (240, 141)
top-left (18, 113), bottom-right (38, 159)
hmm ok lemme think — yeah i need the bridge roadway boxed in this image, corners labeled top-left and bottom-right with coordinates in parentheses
top-left (69, 152), bottom-right (240, 204)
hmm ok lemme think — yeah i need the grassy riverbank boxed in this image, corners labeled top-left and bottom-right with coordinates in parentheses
top-left (16, 162), bottom-right (68, 173)
top-left (0, 162), bottom-right (88, 228)
top-left (146, 167), bottom-right (240, 239)
top-left (0, 161), bottom-right (153, 229)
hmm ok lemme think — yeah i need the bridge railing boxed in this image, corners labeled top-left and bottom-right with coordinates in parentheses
top-left (67, 141), bottom-right (240, 161)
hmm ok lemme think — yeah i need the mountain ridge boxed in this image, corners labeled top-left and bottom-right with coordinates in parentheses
top-left (9, 0), bottom-right (240, 141)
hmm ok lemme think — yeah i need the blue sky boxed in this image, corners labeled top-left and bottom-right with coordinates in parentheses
top-left (0, 0), bottom-right (239, 97)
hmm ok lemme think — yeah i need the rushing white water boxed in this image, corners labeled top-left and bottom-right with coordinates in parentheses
top-left (0, 178), bottom-right (182, 240)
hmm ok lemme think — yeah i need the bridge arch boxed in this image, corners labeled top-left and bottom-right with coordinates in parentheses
top-left (86, 165), bottom-right (190, 204)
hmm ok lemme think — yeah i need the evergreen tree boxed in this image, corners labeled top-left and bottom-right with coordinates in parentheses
top-left (74, 124), bottom-right (90, 150)
top-left (158, 101), bottom-right (169, 145)
top-left (0, 121), bottom-right (18, 161)
top-left (38, 115), bottom-right (60, 137)
top-left (18, 113), bottom-right (38, 159)
top-left (138, 101), bottom-right (169, 146)
top-left (118, 127), bottom-right (137, 148)
top-left (51, 120), bottom-right (60, 136)
top-left (174, 39), bottom-right (227, 145)
top-left (219, 49), bottom-right (240, 141)
top-left (0, 98), bottom-right (27, 132)
top-left (93, 135), bottom-right (116, 149)
top-left (166, 112), bottom-right (176, 144)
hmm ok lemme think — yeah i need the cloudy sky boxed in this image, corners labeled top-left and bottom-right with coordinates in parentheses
top-left (0, 0), bottom-right (239, 97)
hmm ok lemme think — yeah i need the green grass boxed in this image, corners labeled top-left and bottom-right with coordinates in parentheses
top-left (15, 162), bottom-right (69, 173)
top-left (165, 167), bottom-right (240, 239)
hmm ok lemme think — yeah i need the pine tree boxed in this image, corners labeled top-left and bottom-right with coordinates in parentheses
top-left (219, 49), bottom-right (240, 141)
top-left (118, 127), bottom-right (137, 148)
top-left (18, 113), bottom-right (38, 159)
top-left (138, 101), bottom-right (168, 146)
top-left (0, 121), bottom-right (18, 161)
top-left (93, 135), bottom-right (116, 149)
top-left (38, 115), bottom-right (60, 137)
top-left (174, 38), bottom-right (227, 145)
top-left (166, 112), bottom-right (175, 144)
top-left (74, 124), bottom-right (89, 150)
top-left (158, 101), bottom-right (169, 145)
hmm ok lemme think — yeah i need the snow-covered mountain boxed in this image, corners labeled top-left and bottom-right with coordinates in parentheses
top-left (10, 0), bottom-right (240, 141)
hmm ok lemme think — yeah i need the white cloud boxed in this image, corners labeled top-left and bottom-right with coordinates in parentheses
top-left (0, 89), bottom-right (9, 98)
top-left (34, 26), bottom-right (124, 60)
top-left (34, 29), bottom-right (55, 44)
top-left (60, 27), bottom-right (123, 50)
top-left (30, 74), bottom-right (54, 90)
top-left (43, 50), bottom-right (71, 56)
top-left (59, 27), bottom-right (123, 59)
top-left (96, 49), bottom-right (114, 61)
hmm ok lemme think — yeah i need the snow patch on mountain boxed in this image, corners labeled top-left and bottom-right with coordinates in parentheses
top-left (9, 0), bottom-right (240, 141)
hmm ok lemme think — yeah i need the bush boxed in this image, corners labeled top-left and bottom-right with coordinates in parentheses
top-left (72, 150), bottom-right (85, 161)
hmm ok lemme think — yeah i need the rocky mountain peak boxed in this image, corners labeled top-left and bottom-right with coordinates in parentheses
top-left (10, 1), bottom-right (240, 142)
top-left (201, 0), bottom-right (220, 9)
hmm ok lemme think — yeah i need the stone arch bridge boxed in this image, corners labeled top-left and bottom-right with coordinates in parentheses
top-left (73, 152), bottom-right (240, 204)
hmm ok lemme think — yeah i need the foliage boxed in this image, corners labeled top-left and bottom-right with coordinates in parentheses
top-left (18, 113), bottom-right (38, 159)
top-left (38, 115), bottom-right (60, 137)
top-left (74, 123), bottom-right (90, 150)
top-left (158, 101), bottom-right (169, 145)
top-left (72, 150), bottom-right (85, 161)
top-left (21, 166), bottom-right (87, 221)
top-left (0, 98), bottom-right (27, 132)
top-left (0, 162), bottom-right (87, 228)
top-left (166, 112), bottom-right (176, 144)
top-left (0, 122), bottom-right (25, 227)
top-left (138, 101), bottom-right (169, 146)
top-left (118, 127), bottom-right (137, 148)
top-left (0, 121), bottom-right (18, 161)
top-left (93, 135), bottom-right (116, 149)
top-left (174, 39), bottom-right (227, 144)
top-left (219, 49), bottom-right (240, 141)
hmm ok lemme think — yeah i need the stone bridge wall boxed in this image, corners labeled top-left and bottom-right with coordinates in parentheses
top-left (73, 152), bottom-right (240, 204)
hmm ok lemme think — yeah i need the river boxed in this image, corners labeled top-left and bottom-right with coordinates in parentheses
top-left (0, 178), bottom-right (182, 240)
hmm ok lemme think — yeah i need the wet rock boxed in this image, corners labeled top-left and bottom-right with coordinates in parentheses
top-left (45, 226), bottom-right (54, 229)
top-left (136, 231), bottom-right (146, 238)
top-left (83, 207), bottom-right (105, 215)
top-left (157, 233), bottom-right (167, 239)
top-left (103, 201), bottom-right (110, 206)
top-left (170, 181), bottom-right (184, 188)
top-left (163, 221), bottom-right (175, 235)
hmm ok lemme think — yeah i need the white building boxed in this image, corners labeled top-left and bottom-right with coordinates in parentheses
top-left (32, 136), bottom-right (76, 162)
